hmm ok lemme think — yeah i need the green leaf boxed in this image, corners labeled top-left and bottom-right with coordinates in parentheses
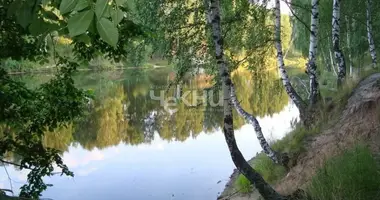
top-left (95, 0), bottom-right (109, 19)
top-left (103, 5), bottom-right (111, 18)
top-left (59, 0), bottom-right (78, 15)
top-left (41, 0), bottom-right (50, 6)
top-left (29, 18), bottom-right (50, 36)
top-left (41, 10), bottom-right (60, 21)
top-left (16, 4), bottom-right (33, 28)
top-left (76, 34), bottom-right (91, 44)
top-left (68, 10), bottom-right (94, 37)
top-left (87, 20), bottom-right (97, 34)
top-left (96, 18), bottom-right (119, 47)
top-left (7, 0), bottom-right (22, 18)
top-left (115, 0), bottom-right (126, 6)
top-left (111, 9), bottom-right (124, 25)
top-left (74, 0), bottom-right (89, 12)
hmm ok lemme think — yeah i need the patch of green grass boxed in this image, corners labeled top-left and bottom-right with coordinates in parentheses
top-left (252, 153), bottom-right (287, 183)
top-left (307, 145), bottom-right (380, 200)
top-left (235, 174), bottom-right (252, 193)
top-left (234, 153), bottom-right (287, 193)
top-left (272, 125), bottom-right (320, 156)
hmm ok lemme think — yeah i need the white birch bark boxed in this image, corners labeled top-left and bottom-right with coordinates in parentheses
top-left (345, 15), bottom-right (353, 76)
top-left (306, 0), bottom-right (320, 105)
top-left (274, 0), bottom-right (306, 113)
top-left (230, 84), bottom-right (280, 164)
top-left (329, 48), bottom-right (338, 76)
top-left (366, 0), bottom-right (377, 66)
top-left (207, 0), bottom-right (286, 199)
top-left (332, 0), bottom-right (346, 87)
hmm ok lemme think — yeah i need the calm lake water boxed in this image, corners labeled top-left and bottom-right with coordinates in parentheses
top-left (0, 68), bottom-right (298, 200)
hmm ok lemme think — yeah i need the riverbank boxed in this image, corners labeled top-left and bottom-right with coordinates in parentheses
top-left (6, 64), bottom-right (169, 75)
top-left (218, 72), bottom-right (380, 200)
top-left (2, 56), bottom-right (170, 75)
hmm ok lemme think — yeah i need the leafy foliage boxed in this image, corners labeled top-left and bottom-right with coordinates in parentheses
top-left (133, 0), bottom-right (274, 82)
top-left (0, 57), bottom-right (91, 198)
top-left (291, 0), bottom-right (380, 70)
top-left (0, 0), bottom-right (146, 197)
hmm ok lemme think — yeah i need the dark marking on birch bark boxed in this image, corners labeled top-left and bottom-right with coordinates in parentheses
top-left (332, 0), bottom-right (346, 87)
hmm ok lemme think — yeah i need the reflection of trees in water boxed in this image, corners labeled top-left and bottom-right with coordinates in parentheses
top-left (38, 70), bottom-right (289, 151)
top-left (232, 71), bottom-right (288, 118)
top-left (43, 123), bottom-right (74, 152)
top-left (74, 84), bottom-right (127, 150)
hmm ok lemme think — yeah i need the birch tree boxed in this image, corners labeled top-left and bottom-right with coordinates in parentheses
top-left (274, 0), bottom-right (307, 117)
top-left (230, 84), bottom-right (284, 165)
top-left (306, 0), bottom-right (321, 105)
top-left (332, 0), bottom-right (346, 87)
top-left (345, 15), bottom-right (354, 76)
top-left (207, 0), bottom-right (287, 198)
top-left (366, 0), bottom-right (377, 66)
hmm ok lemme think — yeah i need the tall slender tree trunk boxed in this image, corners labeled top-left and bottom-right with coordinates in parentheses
top-left (329, 47), bottom-right (338, 76)
top-left (345, 15), bottom-right (353, 77)
top-left (366, 0), bottom-right (377, 67)
top-left (306, 0), bottom-right (320, 106)
top-left (230, 84), bottom-right (286, 165)
top-left (207, 0), bottom-right (286, 199)
top-left (322, 47), bottom-right (331, 72)
top-left (274, 0), bottom-right (307, 116)
top-left (332, 0), bottom-right (346, 87)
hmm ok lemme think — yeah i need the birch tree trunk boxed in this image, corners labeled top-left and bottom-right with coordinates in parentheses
top-left (332, 0), bottom-right (346, 87)
top-left (274, 0), bottom-right (307, 115)
top-left (230, 84), bottom-right (285, 165)
top-left (345, 15), bottom-right (353, 77)
top-left (366, 0), bottom-right (377, 67)
top-left (207, 0), bottom-right (286, 199)
top-left (306, 0), bottom-right (320, 106)
top-left (329, 48), bottom-right (338, 76)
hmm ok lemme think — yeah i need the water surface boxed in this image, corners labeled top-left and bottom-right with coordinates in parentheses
top-left (0, 69), bottom-right (298, 200)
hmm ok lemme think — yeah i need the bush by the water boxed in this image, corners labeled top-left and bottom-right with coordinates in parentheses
top-left (307, 145), bottom-right (380, 200)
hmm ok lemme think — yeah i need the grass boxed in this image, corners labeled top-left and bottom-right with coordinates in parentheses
top-left (234, 66), bottom-right (380, 197)
top-left (272, 67), bottom-right (380, 161)
top-left (235, 174), bottom-right (253, 193)
top-left (307, 145), bottom-right (380, 200)
top-left (272, 125), bottom-right (320, 157)
top-left (235, 153), bottom-right (287, 193)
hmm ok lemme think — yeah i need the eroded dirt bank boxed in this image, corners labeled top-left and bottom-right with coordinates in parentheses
top-left (218, 73), bottom-right (380, 200)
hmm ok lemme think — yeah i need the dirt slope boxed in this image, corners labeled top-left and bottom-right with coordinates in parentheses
top-left (276, 73), bottom-right (380, 195)
top-left (218, 73), bottom-right (380, 200)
